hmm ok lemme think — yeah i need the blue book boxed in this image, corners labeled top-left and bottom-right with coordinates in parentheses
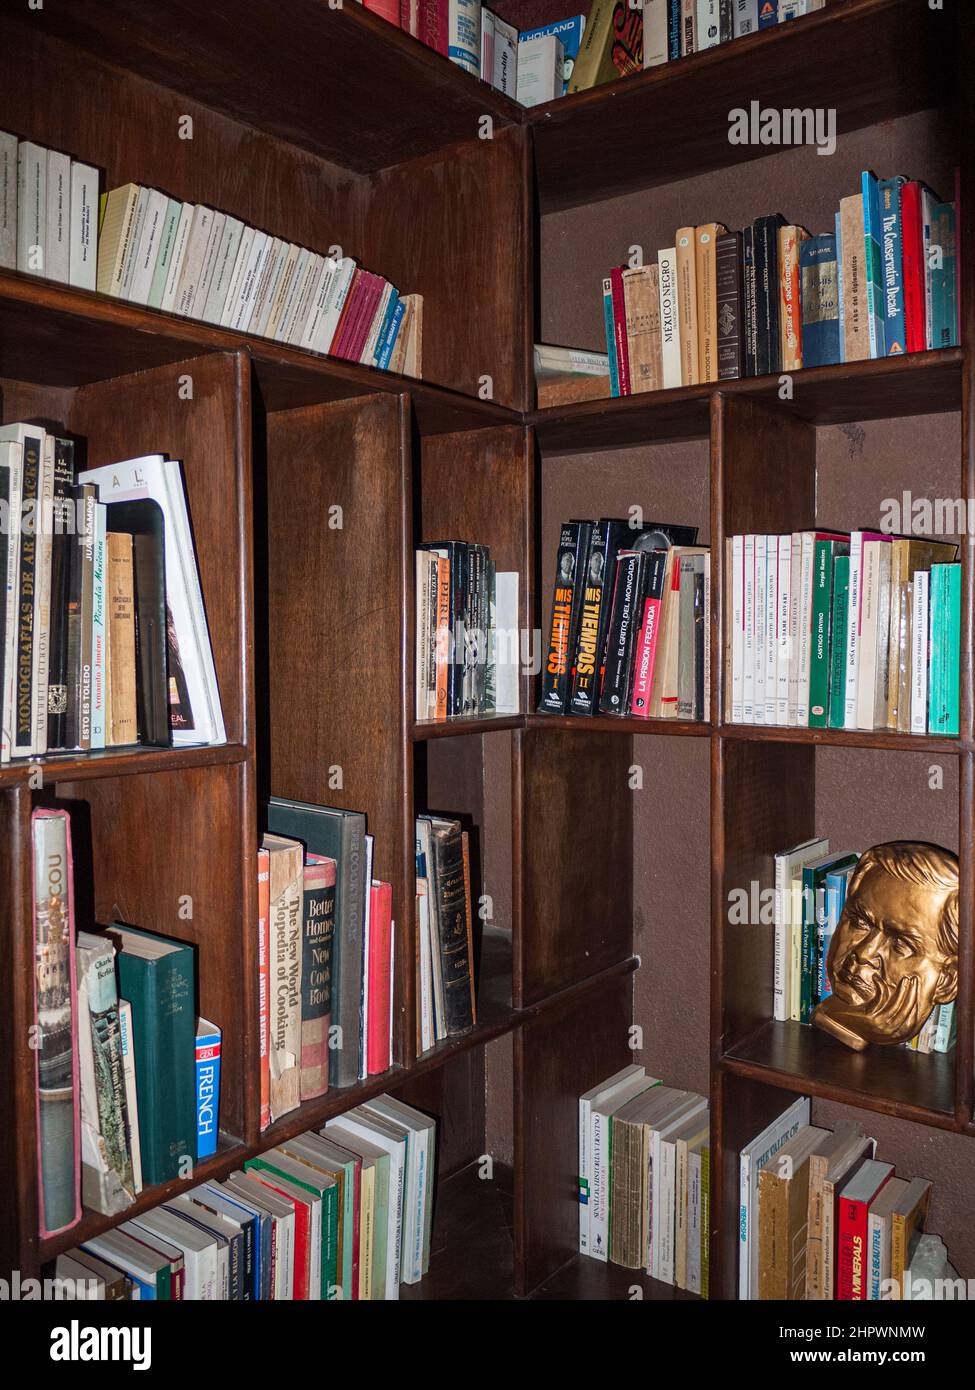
top-left (819, 863), bottom-right (856, 1000)
top-left (758, 0), bottom-right (779, 26)
top-left (930, 202), bottom-right (958, 350)
top-left (602, 276), bottom-right (620, 397)
top-left (370, 290), bottom-right (399, 368)
top-left (196, 1181), bottom-right (263, 1300)
top-left (668, 0), bottom-right (682, 58)
top-left (879, 176), bottom-right (908, 355)
top-left (520, 15), bottom-right (585, 94)
top-left (861, 170), bottom-right (886, 357)
top-left (799, 233), bottom-right (840, 367)
top-left (377, 298), bottom-right (406, 371)
top-left (835, 211), bottom-right (845, 363)
top-left (194, 1017), bottom-right (221, 1160)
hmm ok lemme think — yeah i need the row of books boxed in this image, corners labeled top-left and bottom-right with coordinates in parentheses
top-left (3, 134), bottom-right (421, 376)
top-left (771, 837), bottom-right (957, 1052)
top-left (538, 519), bottom-right (706, 720)
top-left (744, 1101), bottom-right (954, 1300)
top-left (414, 541), bottom-right (520, 721)
top-left (725, 531), bottom-right (961, 736)
top-left (32, 807), bottom-right (221, 1239)
top-left (56, 1094), bottom-right (436, 1299)
top-left (260, 797), bottom-right (394, 1127)
top-left (416, 813), bottom-right (478, 1051)
top-left (578, 1066), bottom-right (709, 1293)
top-left (0, 426), bottom-right (225, 761)
top-left (601, 172), bottom-right (959, 398)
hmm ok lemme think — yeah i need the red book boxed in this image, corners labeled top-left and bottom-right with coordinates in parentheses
top-left (328, 267), bottom-right (361, 356)
top-left (837, 1160), bottom-right (893, 1299)
top-left (610, 266), bottom-right (631, 395)
top-left (417, 0), bottom-right (448, 54)
top-left (901, 181), bottom-right (926, 354)
top-left (363, 0), bottom-right (400, 25)
top-left (630, 550), bottom-right (668, 717)
top-left (335, 271), bottom-right (381, 361)
top-left (249, 1174), bottom-right (311, 1299)
top-left (347, 273), bottom-right (386, 363)
top-left (367, 880), bottom-right (394, 1075)
top-left (257, 847), bottom-right (271, 1132)
top-left (400, 0), bottom-right (419, 36)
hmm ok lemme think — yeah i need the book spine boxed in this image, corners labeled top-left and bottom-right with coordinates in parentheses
top-left (799, 234), bottom-right (840, 368)
top-left (837, 1198), bottom-right (871, 1301)
top-left (333, 817), bottom-right (365, 1089)
top-left (300, 860), bottom-right (334, 1101)
top-left (675, 228), bottom-right (699, 385)
top-left (13, 429), bottom-right (43, 756)
top-left (657, 249), bottom-right (682, 388)
top-left (538, 522), bottom-right (589, 714)
top-left (742, 225), bottom-right (757, 376)
top-left (910, 570), bottom-right (929, 735)
top-left (568, 524), bottom-right (606, 715)
top-left (695, 224), bottom-right (724, 382)
top-left (194, 1026), bottom-right (221, 1160)
top-left (598, 551), bottom-right (644, 715)
top-left (602, 277), bottom-right (621, 397)
top-left (90, 507), bottom-right (107, 750)
top-left (46, 438), bottom-right (75, 750)
top-left (808, 540), bottom-right (836, 727)
top-left (715, 231), bottom-right (743, 380)
top-left (779, 226), bottom-right (804, 371)
top-left (861, 171), bottom-right (886, 357)
top-left (610, 267), bottom-right (631, 395)
top-left (901, 182), bottom-right (926, 353)
top-left (257, 848), bottom-right (271, 1131)
top-left (879, 177), bottom-right (907, 355)
top-left (629, 554), bottom-right (667, 717)
top-left (0, 131), bottom-right (16, 271)
top-left (828, 554), bottom-right (850, 729)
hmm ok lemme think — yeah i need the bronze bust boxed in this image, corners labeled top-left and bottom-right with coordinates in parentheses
top-left (812, 842), bottom-right (958, 1052)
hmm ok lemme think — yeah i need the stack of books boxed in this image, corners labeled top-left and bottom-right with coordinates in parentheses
top-left (0, 427), bottom-right (225, 763)
top-left (1, 133), bottom-right (97, 287)
top-left (416, 813), bottom-right (478, 1052)
top-left (538, 518), bottom-right (705, 720)
top-left (55, 1094), bottom-right (436, 1299)
top-left (724, 531), bottom-right (960, 736)
top-left (31, 807), bottom-right (221, 1238)
top-left (578, 1065), bottom-right (710, 1293)
top-left (260, 797), bottom-right (395, 1128)
top-left (770, 837), bottom-right (957, 1051)
top-left (602, 171), bottom-right (959, 396)
top-left (414, 541), bottom-right (520, 721)
top-left (742, 1101), bottom-right (954, 1300)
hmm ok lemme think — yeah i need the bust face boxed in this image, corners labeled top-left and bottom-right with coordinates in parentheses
top-left (822, 861), bottom-right (956, 1047)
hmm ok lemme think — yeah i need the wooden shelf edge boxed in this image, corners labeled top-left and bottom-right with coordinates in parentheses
top-left (527, 713), bottom-right (708, 736)
top-left (411, 713), bottom-right (525, 740)
top-left (718, 1052), bottom-right (962, 1134)
top-left (0, 742), bottom-right (249, 790)
top-left (717, 724), bottom-right (965, 754)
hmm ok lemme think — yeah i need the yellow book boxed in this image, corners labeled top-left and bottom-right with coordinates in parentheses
top-left (675, 227), bottom-right (699, 385)
top-left (95, 183), bottom-right (141, 297)
top-left (357, 1161), bottom-right (375, 1299)
top-left (569, 0), bottom-right (643, 93)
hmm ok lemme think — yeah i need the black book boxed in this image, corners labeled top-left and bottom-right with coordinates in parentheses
top-left (598, 550), bottom-right (647, 716)
top-left (471, 542), bottom-right (491, 716)
top-left (537, 520), bottom-right (591, 715)
top-left (753, 213), bottom-right (786, 377)
top-left (46, 437), bottom-right (76, 750)
top-left (630, 548), bottom-right (669, 717)
top-left (719, 0), bottom-right (733, 43)
top-left (12, 426), bottom-right (44, 757)
top-left (694, 568), bottom-right (706, 721)
top-left (716, 230), bottom-right (744, 381)
top-left (742, 224), bottom-right (757, 377)
top-left (105, 499), bottom-right (170, 747)
top-left (421, 815), bottom-right (474, 1037)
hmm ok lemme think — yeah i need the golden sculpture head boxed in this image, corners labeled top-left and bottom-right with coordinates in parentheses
top-left (812, 842), bottom-right (958, 1051)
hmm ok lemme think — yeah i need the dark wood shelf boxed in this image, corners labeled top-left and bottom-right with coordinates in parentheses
top-left (531, 350), bottom-right (963, 454)
top-left (0, 742), bottom-right (249, 790)
top-left (411, 713), bottom-right (525, 741)
top-left (718, 724), bottom-right (965, 754)
top-left (402, 1162), bottom-right (516, 1300)
top-left (0, 271), bottom-right (519, 435)
top-left (529, 1254), bottom-right (701, 1301)
top-left (527, 713), bottom-right (710, 737)
top-left (528, 0), bottom-right (953, 211)
top-left (7, 1), bottom-right (521, 176)
top-left (723, 1020), bottom-right (959, 1133)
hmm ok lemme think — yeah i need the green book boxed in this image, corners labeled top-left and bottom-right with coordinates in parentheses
top-left (801, 854), bottom-right (859, 1023)
top-left (325, 1121), bottom-right (389, 1301)
top-left (827, 556), bottom-right (850, 729)
top-left (111, 924), bottom-right (196, 1187)
top-left (244, 1151), bottom-right (338, 1300)
top-left (147, 198), bottom-right (182, 308)
top-left (927, 564), bottom-right (944, 735)
top-left (276, 1131), bottom-right (355, 1299)
top-left (930, 563), bottom-right (960, 736)
top-left (809, 538), bottom-right (849, 728)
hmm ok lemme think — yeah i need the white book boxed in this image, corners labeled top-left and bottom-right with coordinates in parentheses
top-left (493, 570), bottom-right (520, 714)
top-left (117, 999), bottom-right (143, 1193)
top-left (119, 187), bottom-right (150, 300)
top-left (910, 570), bottom-right (929, 734)
top-left (480, 6), bottom-right (496, 79)
top-left (264, 242), bottom-right (301, 341)
top-left (651, 1096), bottom-right (707, 1281)
top-left (775, 534), bottom-right (791, 724)
top-left (231, 228), bottom-right (270, 332)
top-left (361, 1094), bottom-right (436, 1282)
top-left (361, 1095), bottom-right (423, 1285)
top-left (146, 199), bottom-right (182, 309)
top-left (174, 205), bottom-right (217, 317)
top-left (284, 251), bottom-right (324, 346)
top-left (787, 533), bottom-right (802, 724)
top-left (90, 503), bottom-right (107, 750)
top-left (764, 537), bottom-right (777, 723)
top-left (516, 34), bottom-right (563, 108)
top-left (590, 1073), bottom-right (659, 1262)
top-left (131, 1209), bottom-right (218, 1301)
top-left (251, 235), bottom-right (287, 337)
top-left (190, 210), bottom-right (226, 320)
top-left (731, 533), bottom-right (744, 722)
top-left (844, 531), bottom-right (866, 728)
top-left (309, 257), bottom-right (357, 355)
top-left (334, 1109), bottom-right (404, 1299)
top-left (16, 141), bottom-right (46, 275)
top-left (219, 223), bottom-right (256, 328)
top-left (687, 1145), bottom-right (704, 1294)
top-left (492, 15), bottom-right (518, 96)
top-left (795, 532), bottom-right (817, 726)
top-left (68, 161), bottom-right (98, 291)
top-left (753, 537), bottom-right (766, 724)
top-left (657, 248), bottom-right (682, 388)
top-left (274, 247), bottom-right (312, 343)
top-left (160, 201), bottom-right (196, 313)
top-left (739, 1096), bottom-right (810, 1299)
top-left (733, 0), bottom-right (759, 36)
top-left (856, 537), bottom-right (890, 730)
top-left (644, 0), bottom-right (669, 66)
top-left (243, 233), bottom-right (281, 335)
top-left (773, 836), bottom-right (828, 1022)
top-left (224, 1175), bottom-right (295, 1300)
top-left (696, 0), bottom-right (721, 48)
top-left (415, 551), bottom-right (433, 720)
top-left (78, 454), bottom-right (225, 744)
top-left (0, 130), bottom-right (16, 270)
top-left (742, 535), bottom-right (755, 721)
top-left (201, 215), bottom-right (244, 325)
top-left (703, 552), bottom-right (711, 715)
top-left (164, 1196), bottom-right (232, 1298)
top-left (448, 0), bottom-right (481, 76)
top-left (577, 1064), bottom-right (646, 1256)
top-left (127, 187), bottom-right (169, 306)
top-left (0, 440), bottom-right (24, 763)
top-left (44, 148), bottom-right (71, 284)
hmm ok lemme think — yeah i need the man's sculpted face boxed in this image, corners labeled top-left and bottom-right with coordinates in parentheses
top-left (824, 863), bottom-right (955, 1046)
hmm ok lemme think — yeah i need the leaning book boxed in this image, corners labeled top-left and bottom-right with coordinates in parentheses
top-left (32, 807), bottom-right (81, 1237)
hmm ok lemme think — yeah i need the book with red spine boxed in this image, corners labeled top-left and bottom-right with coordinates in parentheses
top-left (347, 274), bottom-right (386, 363)
top-left (367, 880), bottom-right (394, 1075)
top-left (327, 267), bottom-right (362, 355)
top-left (257, 846), bottom-right (271, 1132)
top-left (363, 0), bottom-right (401, 25)
top-left (610, 266), bottom-right (632, 396)
top-left (400, 0), bottom-right (419, 36)
top-left (417, 0), bottom-right (448, 53)
top-left (248, 1170), bottom-right (312, 1299)
top-left (901, 181), bottom-right (927, 353)
top-left (629, 549), bottom-right (668, 717)
top-left (837, 1159), bottom-right (893, 1300)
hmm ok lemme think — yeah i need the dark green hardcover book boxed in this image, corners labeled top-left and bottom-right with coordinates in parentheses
top-left (111, 924), bottom-right (196, 1185)
top-left (267, 797), bottom-right (365, 1090)
top-left (827, 555), bottom-right (850, 729)
top-left (927, 564), bottom-right (944, 735)
top-left (801, 854), bottom-right (859, 1022)
top-left (809, 538), bottom-right (849, 728)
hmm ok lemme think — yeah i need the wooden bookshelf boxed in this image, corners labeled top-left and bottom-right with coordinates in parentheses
top-left (0, 0), bottom-right (972, 1301)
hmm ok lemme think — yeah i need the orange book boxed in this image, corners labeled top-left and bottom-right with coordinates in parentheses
top-left (778, 224), bottom-right (809, 372)
top-left (257, 847), bottom-right (271, 1131)
top-left (433, 554), bottom-right (450, 721)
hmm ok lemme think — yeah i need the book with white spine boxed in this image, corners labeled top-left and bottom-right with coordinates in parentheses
top-left (174, 205), bottom-right (217, 317)
top-left (731, 533), bottom-right (744, 722)
top-left (773, 836), bottom-right (828, 1022)
top-left (264, 242), bottom-right (302, 340)
top-left (44, 148), bottom-right (71, 284)
top-left (231, 229), bottom-right (270, 333)
top-left (17, 141), bottom-right (47, 275)
top-left (274, 247), bottom-right (312, 342)
top-left (117, 999), bottom-right (143, 1193)
top-left (775, 534), bottom-right (791, 724)
top-left (787, 533), bottom-right (802, 724)
top-left (190, 209), bottom-right (226, 320)
top-left (146, 199), bottom-right (182, 309)
top-left (0, 440), bottom-right (23, 763)
top-left (127, 187), bottom-right (170, 306)
top-left (310, 257), bottom-right (357, 355)
top-left (657, 248), bottom-right (682, 388)
top-left (753, 537), bottom-right (767, 724)
top-left (577, 1064), bottom-right (647, 1256)
top-left (910, 570), bottom-right (929, 734)
top-left (0, 130), bottom-right (16, 270)
top-left (201, 215), bottom-right (244, 325)
top-left (160, 201), bottom-right (195, 312)
top-left (68, 161), bottom-right (98, 291)
top-left (219, 223), bottom-right (256, 328)
top-left (740, 1096), bottom-right (810, 1299)
top-left (250, 236), bottom-right (287, 337)
top-left (119, 187), bottom-right (150, 300)
top-left (764, 536), bottom-right (778, 723)
top-left (129, 1208), bottom-right (218, 1300)
top-left (284, 251), bottom-right (323, 346)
